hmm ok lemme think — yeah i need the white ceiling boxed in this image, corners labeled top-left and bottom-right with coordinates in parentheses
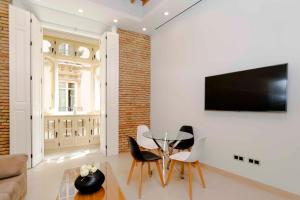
top-left (86, 0), bottom-right (163, 18)
top-left (12, 0), bottom-right (202, 38)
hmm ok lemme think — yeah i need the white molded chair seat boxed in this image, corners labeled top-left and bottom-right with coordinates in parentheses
top-left (170, 151), bottom-right (191, 162)
top-left (167, 137), bottom-right (206, 200)
top-left (139, 139), bottom-right (159, 150)
top-left (170, 137), bottom-right (206, 163)
top-left (136, 125), bottom-right (158, 150)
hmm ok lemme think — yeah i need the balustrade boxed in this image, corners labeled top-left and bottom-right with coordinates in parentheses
top-left (44, 114), bottom-right (100, 151)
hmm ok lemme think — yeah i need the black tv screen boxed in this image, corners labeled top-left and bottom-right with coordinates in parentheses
top-left (205, 64), bottom-right (288, 112)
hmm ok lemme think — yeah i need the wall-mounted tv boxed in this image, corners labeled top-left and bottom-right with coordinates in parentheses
top-left (205, 64), bottom-right (288, 112)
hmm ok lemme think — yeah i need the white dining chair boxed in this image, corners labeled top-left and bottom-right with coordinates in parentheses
top-left (136, 125), bottom-right (159, 150)
top-left (166, 137), bottom-right (206, 200)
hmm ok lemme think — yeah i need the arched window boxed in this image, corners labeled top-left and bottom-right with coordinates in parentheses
top-left (95, 50), bottom-right (100, 61)
top-left (77, 46), bottom-right (90, 59)
top-left (58, 43), bottom-right (74, 56)
top-left (43, 58), bottom-right (55, 112)
top-left (43, 40), bottom-right (52, 53)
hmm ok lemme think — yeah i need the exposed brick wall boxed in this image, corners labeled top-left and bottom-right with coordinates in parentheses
top-left (0, 0), bottom-right (9, 155)
top-left (118, 29), bottom-right (151, 152)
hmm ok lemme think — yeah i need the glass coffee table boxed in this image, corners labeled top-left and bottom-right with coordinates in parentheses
top-left (57, 162), bottom-right (126, 200)
top-left (143, 131), bottom-right (193, 184)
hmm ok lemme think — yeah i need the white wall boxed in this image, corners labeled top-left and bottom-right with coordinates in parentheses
top-left (151, 0), bottom-right (300, 195)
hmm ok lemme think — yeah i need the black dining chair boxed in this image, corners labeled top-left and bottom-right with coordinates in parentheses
top-left (127, 136), bottom-right (164, 198)
top-left (174, 125), bottom-right (194, 150)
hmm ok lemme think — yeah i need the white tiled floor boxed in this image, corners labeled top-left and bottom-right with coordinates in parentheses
top-left (44, 145), bottom-right (99, 161)
top-left (26, 150), bottom-right (290, 200)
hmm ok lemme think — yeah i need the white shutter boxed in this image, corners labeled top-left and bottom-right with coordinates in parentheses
top-left (30, 14), bottom-right (43, 167)
top-left (9, 5), bottom-right (32, 167)
top-left (100, 32), bottom-right (119, 156)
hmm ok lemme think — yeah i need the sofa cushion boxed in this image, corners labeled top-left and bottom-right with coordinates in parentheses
top-left (0, 154), bottom-right (28, 179)
top-left (0, 173), bottom-right (26, 197)
top-left (0, 181), bottom-right (22, 200)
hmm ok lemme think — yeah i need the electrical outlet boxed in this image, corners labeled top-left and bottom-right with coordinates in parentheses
top-left (234, 155), bottom-right (239, 160)
top-left (238, 156), bottom-right (244, 161)
top-left (254, 160), bottom-right (260, 165)
top-left (234, 154), bottom-right (244, 162)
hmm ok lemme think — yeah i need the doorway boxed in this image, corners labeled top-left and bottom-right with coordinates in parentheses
top-left (42, 29), bottom-right (102, 159)
top-left (9, 5), bottom-right (120, 168)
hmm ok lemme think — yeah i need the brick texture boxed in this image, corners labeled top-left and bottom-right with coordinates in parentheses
top-left (0, 0), bottom-right (9, 155)
top-left (118, 29), bottom-right (151, 152)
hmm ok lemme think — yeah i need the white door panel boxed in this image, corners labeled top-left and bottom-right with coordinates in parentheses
top-left (31, 14), bottom-right (43, 167)
top-left (100, 32), bottom-right (119, 156)
top-left (9, 5), bottom-right (32, 167)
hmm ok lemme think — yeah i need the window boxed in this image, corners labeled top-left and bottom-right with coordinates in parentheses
top-left (43, 40), bottom-right (52, 53)
top-left (59, 82), bottom-right (76, 112)
top-left (43, 59), bottom-right (54, 112)
top-left (95, 67), bottom-right (100, 111)
top-left (58, 43), bottom-right (74, 56)
top-left (45, 119), bottom-right (56, 140)
top-left (77, 46), bottom-right (90, 59)
top-left (95, 50), bottom-right (100, 61)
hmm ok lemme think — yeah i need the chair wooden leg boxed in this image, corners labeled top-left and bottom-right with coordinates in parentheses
top-left (138, 162), bottom-right (144, 199)
top-left (155, 161), bottom-right (165, 187)
top-left (187, 163), bottom-right (193, 200)
top-left (180, 162), bottom-right (185, 179)
top-left (166, 160), bottom-right (176, 185)
top-left (167, 148), bottom-right (174, 169)
top-left (195, 161), bottom-right (206, 188)
top-left (147, 162), bottom-right (152, 177)
top-left (127, 159), bottom-right (136, 185)
top-left (157, 149), bottom-right (163, 163)
top-left (156, 148), bottom-right (161, 155)
top-left (167, 160), bottom-right (171, 170)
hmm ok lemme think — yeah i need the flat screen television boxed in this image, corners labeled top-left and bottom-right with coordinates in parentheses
top-left (205, 64), bottom-right (288, 112)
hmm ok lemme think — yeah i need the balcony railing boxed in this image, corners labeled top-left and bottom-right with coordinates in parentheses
top-left (44, 113), bottom-right (100, 151)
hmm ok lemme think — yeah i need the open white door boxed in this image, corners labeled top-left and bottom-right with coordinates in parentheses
top-left (99, 32), bottom-right (119, 156)
top-left (31, 14), bottom-right (44, 167)
top-left (100, 34), bottom-right (107, 155)
top-left (9, 5), bottom-right (32, 167)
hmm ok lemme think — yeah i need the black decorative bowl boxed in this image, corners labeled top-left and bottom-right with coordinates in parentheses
top-left (74, 169), bottom-right (105, 194)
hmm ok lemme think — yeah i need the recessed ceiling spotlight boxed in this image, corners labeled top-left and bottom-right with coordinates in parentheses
top-left (113, 19), bottom-right (118, 23)
top-left (142, 27), bottom-right (147, 31)
top-left (78, 9), bottom-right (84, 13)
top-left (164, 11), bottom-right (169, 16)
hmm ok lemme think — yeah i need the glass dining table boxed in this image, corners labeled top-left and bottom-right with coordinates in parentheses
top-left (143, 131), bottom-right (193, 184)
